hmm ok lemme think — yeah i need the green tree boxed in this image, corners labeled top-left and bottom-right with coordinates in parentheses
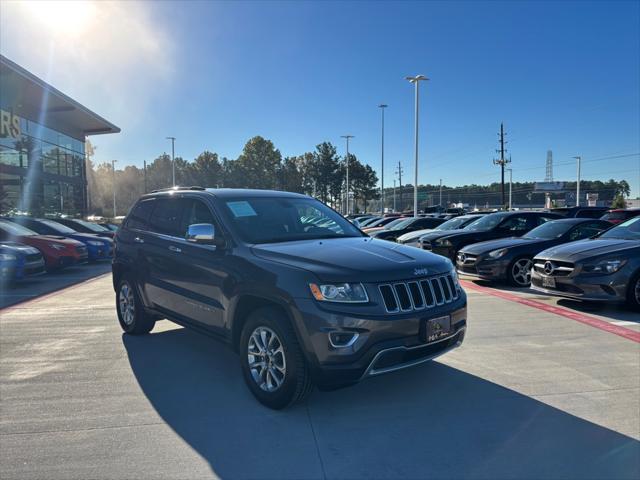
top-left (312, 142), bottom-right (341, 204)
top-left (277, 156), bottom-right (304, 193)
top-left (230, 136), bottom-right (282, 189)
top-left (611, 194), bottom-right (626, 209)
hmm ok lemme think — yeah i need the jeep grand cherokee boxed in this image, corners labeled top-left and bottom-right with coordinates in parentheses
top-left (113, 187), bottom-right (467, 409)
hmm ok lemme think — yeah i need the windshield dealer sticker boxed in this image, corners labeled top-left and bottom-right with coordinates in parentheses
top-left (227, 201), bottom-right (258, 217)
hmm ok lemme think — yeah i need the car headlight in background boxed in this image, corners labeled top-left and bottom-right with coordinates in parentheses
top-left (0, 253), bottom-right (17, 261)
top-left (309, 283), bottom-right (369, 303)
top-left (488, 248), bottom-right (508, 259)
top-left (582, 259), bottom-right (626, 274)
top-left (49, 243), bottom-right (67, 251)
top-left (435, 238), bottom-right (453, 247)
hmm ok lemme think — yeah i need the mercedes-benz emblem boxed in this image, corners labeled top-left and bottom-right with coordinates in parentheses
top-left (544, 261), bottom-right (555, 275)
top-left (459, 253), bottom-right (466, 263)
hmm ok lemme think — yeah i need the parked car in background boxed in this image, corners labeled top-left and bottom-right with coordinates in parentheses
top-left (550, 206), bottom-right (609, 219)
top-left (368, 217), bottom-right (446, 242)
top-left (354, 216), bottom-right (382, 228)
top-left (600, 208), bottom-right (640, 225)
top-left (6, 217), bottom-right (113, 262)
top-left (352, 215), bottom-right (376, 228)
top-left (0, 219), bottom-right (88, 271)
top-left (0, 242), bottom-right (45, 283)
top-left (457, 218), bottom-right (611, 287)
top-left (531, 217), bottom-right (640, 310)
top-left (419, 211), bottom-right (562, 261)
top-left (99, 223), bottom-right (120, 232)
top-left (54, 218), bottom-right (116, 239)
top-left (361, 216), bottom-right (401, 231)
top-left (397, 214), bottom-right (488, 247)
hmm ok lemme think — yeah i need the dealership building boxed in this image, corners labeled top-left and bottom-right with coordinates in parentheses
top-left (0, 55), bottom-right (119, 217)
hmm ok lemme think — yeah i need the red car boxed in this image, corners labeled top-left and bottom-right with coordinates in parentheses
top-left (600, 208), bottom-right (640, 225)
top-left (0, 219), bottom-right (88, 271)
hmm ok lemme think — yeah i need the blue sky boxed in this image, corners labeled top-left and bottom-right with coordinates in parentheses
top-left (2, 1), bottom-right (639, 196)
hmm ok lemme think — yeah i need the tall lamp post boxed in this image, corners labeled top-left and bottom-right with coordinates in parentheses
top-left (111, 159), bottom-right (117, 218)
top-left (166, 136), bottom-right (176, 187)
top-left (378, 104), bottom-right (387, 214)
top-left (573, 156), bottom-right (581, 207)
top-left (405, 75), bottom-right (429, 217)
top-left (341, 135), bottom-right (354, 215)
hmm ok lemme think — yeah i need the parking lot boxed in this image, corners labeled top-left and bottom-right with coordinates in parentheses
top-left (0, 267), bottom-right (638, 479)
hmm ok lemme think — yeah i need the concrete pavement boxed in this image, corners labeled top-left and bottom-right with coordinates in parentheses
top-left (1, 275), bottom-right (638, 479)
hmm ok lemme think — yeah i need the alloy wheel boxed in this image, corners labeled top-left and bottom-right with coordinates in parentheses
top-left (635, 278), bottom-right (640, 304)
top-left (119, 283), bottom-right (135, 326)
top-left (247, 326), bottom-right (286, 392)
top-left (512, 259), bottom-right (533, 286)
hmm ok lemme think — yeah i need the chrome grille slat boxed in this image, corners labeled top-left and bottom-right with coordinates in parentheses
top-left (379, 274), bottom-right (459, 313)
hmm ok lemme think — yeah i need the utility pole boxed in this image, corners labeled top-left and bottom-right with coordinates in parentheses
top-left (341, 135), bottom-right (354, 215)
top-left (439, 178), bottom-right (443, 209)
top-left (406, 75), bottom-right (429, 217)
top-left (493, 123), bottom-right (511, 209)
top-left (507, 168), bottom-right (513, 210)
top-left (573, 156), bottom-right (582, 207)
top-left (143, 160), bottom-right (148, 193)
top-left (395, 161), bottom-right (403, 213)
top-left (378, 104), bottom-right (387, 214)
top-left (393, 180), bottom-right (397, 212)
top-left (166, 136), bottom-right (176, 187)
top-left (111, 159), bottom-right (117, 218)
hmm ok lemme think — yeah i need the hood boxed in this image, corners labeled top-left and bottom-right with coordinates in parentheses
top-left (0, 241), bottom-right (40, 256)
top-left (460, 237), bottom-right (538, 254)
top-left (71, 233), bottom-right (113, 244)
top-left (418, 229), bottom-right (468, 242)
top-left (362, 227), bottom-right (386, 234)
top-left (22, 235), bottom-right (84, 248)
top-left (251, 237), bottom-right (454, 282)
top-left (397, 228), bottom-right (436, 243)
top-left (536, 238), bottom-right (640, 262)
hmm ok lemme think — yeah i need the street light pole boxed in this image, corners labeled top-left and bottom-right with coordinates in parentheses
top-left (111, 159), bottom-right (117, 218)
top-left (573, 156), bottom-right (581, 207)
top-left (406, 75), bottom-right (429, 217)
top-left (341, 135), bottom-right (354, 215)
top-left (439, 178), bottom-right (442, 209)
top-left (507, 168), bottom-right (513, 210)
top-left (166, 136), bottom-right (176, 187)
top-left (378, 104), bottom-right (387, 214)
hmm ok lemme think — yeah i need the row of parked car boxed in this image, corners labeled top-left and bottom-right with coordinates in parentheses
top-left (349, 207), bottom-right (640, 310)
top-left (0, 217), bottom-right (118, 284)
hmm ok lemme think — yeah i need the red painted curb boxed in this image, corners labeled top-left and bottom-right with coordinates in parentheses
top-left (0, 273), bottom-right (112, 313)
top-left (460, 280), bottom-right (640, 343)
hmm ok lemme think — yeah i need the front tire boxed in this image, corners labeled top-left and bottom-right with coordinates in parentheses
top-left (627, 272), bottom-right (640, 311)
top-left (239, 307), bottom-right (313, 409)
top-left (508, 257), bottom-right (533, 287)
top-left (116, 277), bottom-right (156, 334)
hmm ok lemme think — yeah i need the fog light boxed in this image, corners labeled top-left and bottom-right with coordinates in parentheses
top-left (328, 331), bottom-right (359, 348)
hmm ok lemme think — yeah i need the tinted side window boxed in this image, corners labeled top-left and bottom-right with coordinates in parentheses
top-left (537, 215), bottom-right (559, 226)
top-left (577, 209), bottom-right (604, 219)
top-left (126, 199), bottom-right (155, 231)
top-left (499, 216), bottom-right (530, 232)
top-left (148, 198), bottom-right (185, 236)
top-left (569, 222), bottom-right (608, 241)
top-left (179, 199), bottom-right (215, 238)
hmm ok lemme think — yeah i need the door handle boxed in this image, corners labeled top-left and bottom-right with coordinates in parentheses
top-left (134, 237), bottom-right (144, 244)
top-left (168, 245), bottom-right (182, 253)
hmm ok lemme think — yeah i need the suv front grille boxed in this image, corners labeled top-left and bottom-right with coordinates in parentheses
top-left (379, 274), bottom-right (459, 313)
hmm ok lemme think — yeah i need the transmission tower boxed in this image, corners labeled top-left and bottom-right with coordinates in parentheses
top-left (545, 150), bottom-right (553, 182)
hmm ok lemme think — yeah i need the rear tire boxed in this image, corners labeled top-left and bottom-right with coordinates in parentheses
top-left (116, 277), bottom-right (155, 334)
top-left (627, 272), bottom-right (640, 311)
top-left (508, 257), bottom-right (533, 287)
top-left (239, 307), bottom-right (313, 409)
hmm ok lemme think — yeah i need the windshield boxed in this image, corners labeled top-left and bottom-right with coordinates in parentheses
top-left (436, 216), bottom-right (477, 231)
top-left (523, 221), bottom-right (573, 239)
top-left (74, 219), bottom-right (109, 232)
top-left (464, 212), bottom-right (509, 232)
top-left (40, 219), bottom-right (77, 234)
top-left (372, 217), bottom-right (402, 229)
top-left (0, 219), bottom-right (38, 236)
top-left (598, 217), bottom-right (640, 240)
top-left (220, 197), bottom-right (363, 244)
top-left (389, 218), bottom-right (415, 231)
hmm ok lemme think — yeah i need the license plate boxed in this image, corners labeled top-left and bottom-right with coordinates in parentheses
top-left (424, 315), bottom-right (451, 343)
top-left (542, 275), bottom-right (556, 288)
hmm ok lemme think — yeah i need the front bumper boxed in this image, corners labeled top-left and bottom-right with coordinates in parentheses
top-left (530, 269), bottom-right (629, 302)
top-left (456, 256), bottom-right (509, 281)
top-left (293, 297), bottom-right (467, 389)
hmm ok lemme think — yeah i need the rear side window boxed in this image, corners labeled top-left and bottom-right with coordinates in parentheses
top-left (568, 222), bottom-right (608, 241)
top-left (126, 199), bottom-right (155, 231)
top-left (537, 215), bottom-right (559, 226)
top-left (148, 198), bottom-right (185, 236)
top-left (576, 209), bottom-right (605, 219)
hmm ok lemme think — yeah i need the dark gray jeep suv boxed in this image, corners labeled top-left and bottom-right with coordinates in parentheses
top-left (113, 187), bottom-right (467, 409)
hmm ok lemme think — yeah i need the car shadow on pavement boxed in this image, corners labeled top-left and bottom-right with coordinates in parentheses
top-left (123, 327), bottom-right (640, 480)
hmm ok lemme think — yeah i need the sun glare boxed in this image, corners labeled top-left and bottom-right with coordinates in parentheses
top-left (23, 0), bottom-right (97, 37)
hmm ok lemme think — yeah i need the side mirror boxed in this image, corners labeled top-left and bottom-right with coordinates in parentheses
top-left (186, 223), bottom-right (217, 245)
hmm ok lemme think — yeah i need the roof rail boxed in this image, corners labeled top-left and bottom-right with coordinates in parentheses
top-left (150, 186), bottom-right (206, 193)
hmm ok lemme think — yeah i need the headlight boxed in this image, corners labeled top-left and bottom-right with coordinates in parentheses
top-left (436, 239), bottom-right (453, 247)
top-left (49, 243), bottom-right (67, 251)
top-left (0, 253), bottom-right (17, 261)
top-left (582, 259), bottom-right (626, 274)
top-left (488, 248), bottom-right (508, 259)
top-left (87, 240), bottom-right (104, 247)
top-left (309, 283), bottom-right (369, 303)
